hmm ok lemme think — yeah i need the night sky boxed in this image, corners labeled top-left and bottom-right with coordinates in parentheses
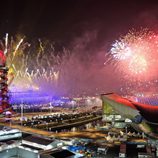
top-left (1, 0), bottom-right (158, 96)
top-left (0, 0), bottom-right (158, 46)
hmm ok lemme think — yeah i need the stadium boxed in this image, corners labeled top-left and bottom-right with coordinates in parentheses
top-left (101, 93), bottom-right (158, 138)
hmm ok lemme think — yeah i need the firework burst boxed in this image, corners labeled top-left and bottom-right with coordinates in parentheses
top-left (0, 34), bottom-right (72, 96)
top-left (109, 29), bottom-right (158, 79)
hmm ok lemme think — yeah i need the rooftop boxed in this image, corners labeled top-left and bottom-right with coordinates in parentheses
top-left (21, 143), bottom-right (43, 151)
top-left (23, 135), bottom-right (53, 146)
top-left (50, 149), bottom-right (75, 158)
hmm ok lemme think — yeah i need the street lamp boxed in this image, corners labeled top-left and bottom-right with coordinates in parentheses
top-left (20, 100), bottom-right (24, 126)
top-left (49, 102), bottom-right (52, 113)
top-left (125, 126), bottom-right (127, 135)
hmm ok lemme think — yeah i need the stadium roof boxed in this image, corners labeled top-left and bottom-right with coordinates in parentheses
top-left (101, 93), bottom-right (158, 123)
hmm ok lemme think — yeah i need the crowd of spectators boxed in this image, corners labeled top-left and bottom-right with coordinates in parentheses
top-left (136, 96), bottom-right (158, 106)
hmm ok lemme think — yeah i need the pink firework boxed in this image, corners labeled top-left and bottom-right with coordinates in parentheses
top-left (110, 29), bottom-right (158, 80)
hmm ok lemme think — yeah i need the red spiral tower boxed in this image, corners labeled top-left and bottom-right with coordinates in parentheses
top-left (0, 50), bottom-right (11, 116)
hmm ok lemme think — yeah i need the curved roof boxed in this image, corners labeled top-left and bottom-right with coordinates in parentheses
top-left (101, 93), bottom-right (158, 123)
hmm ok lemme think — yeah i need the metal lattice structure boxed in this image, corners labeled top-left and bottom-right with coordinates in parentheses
top-left (0, 65), bottom-right (10, 113)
